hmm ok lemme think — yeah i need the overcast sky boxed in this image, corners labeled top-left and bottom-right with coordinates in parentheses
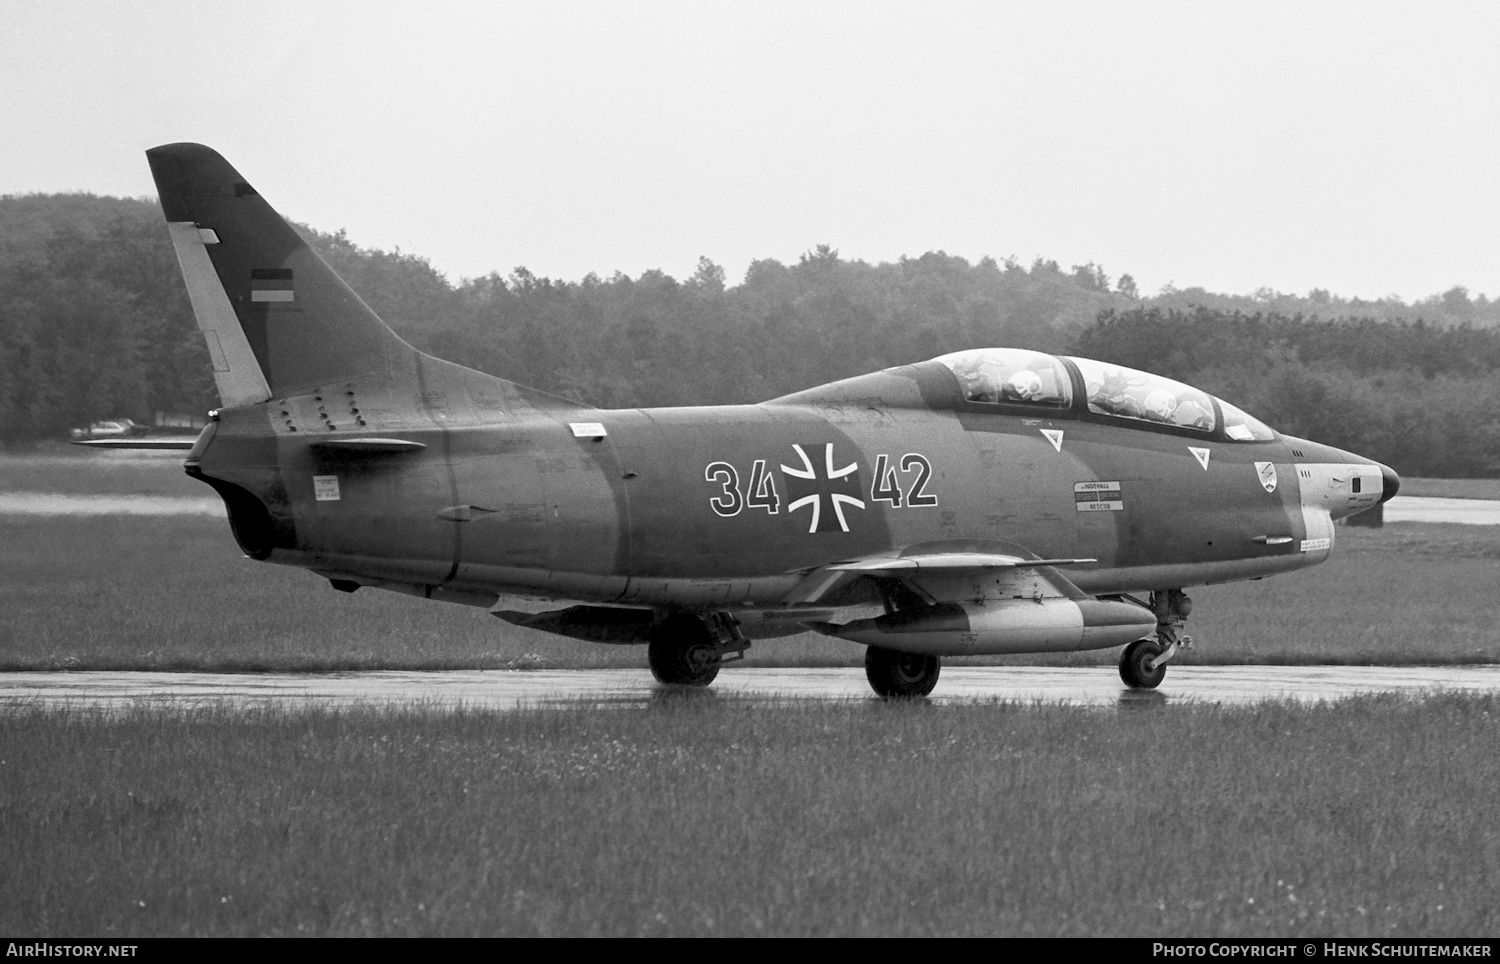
top-left (5, 0), bottom-right (1497, 301)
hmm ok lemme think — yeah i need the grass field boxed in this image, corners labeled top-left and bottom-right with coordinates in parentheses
top-left (2, 696), bottom-right (1496, 937)
top-left (3, 450), bottom-right (1500, 670)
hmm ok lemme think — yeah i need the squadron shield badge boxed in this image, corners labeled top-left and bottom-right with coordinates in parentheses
top-left (1255, 461), bottom-right (1278, 493)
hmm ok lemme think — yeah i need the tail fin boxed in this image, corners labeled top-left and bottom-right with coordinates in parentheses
top-left (147, 142), bottom-right (416, 406)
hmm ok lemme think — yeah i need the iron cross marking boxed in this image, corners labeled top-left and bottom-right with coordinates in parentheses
top-left (780, 443), bottom-right (866, 533)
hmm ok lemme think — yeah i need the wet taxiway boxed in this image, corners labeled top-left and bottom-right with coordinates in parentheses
top-left (2, 665), bottom-right (1499, 712)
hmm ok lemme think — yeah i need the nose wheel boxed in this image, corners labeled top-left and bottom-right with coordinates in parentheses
top-left (1119, 638), bottom-right (1167, 689)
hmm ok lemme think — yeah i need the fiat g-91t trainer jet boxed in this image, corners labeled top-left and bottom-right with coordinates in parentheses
top-left (140, 143), bottom-right (1399, 697)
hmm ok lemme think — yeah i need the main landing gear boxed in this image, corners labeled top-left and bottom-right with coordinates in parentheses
top-left (1118, 588), bottom-right (1194, 689)
top-left (865, 646), bottom-right (941, 698)
top-left (647, 613), bottom-right (748, 687)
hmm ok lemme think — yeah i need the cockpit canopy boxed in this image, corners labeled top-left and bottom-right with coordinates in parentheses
top-left (939, 348), bottom-right (1073, 409)
top-left (933, 348), bottom-right (1275, 441)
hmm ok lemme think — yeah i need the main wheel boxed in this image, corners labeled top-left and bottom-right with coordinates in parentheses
top-left (865, 646), bottom-right (941, 698)
top-left (648, 614), bottom-right (720, 687)
top-left (1119, 638), bottom-right (1167, 689)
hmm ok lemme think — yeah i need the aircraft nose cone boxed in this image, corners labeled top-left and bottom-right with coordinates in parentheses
top-left (1380, 464), bottom-right (1401, 503)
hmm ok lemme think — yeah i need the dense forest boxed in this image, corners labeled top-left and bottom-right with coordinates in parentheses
top-left (3, 192), bottom-right (1499, 477)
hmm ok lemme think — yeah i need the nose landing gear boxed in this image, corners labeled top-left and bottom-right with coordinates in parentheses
top-left (1119, 589), bottom-right (1194, 689)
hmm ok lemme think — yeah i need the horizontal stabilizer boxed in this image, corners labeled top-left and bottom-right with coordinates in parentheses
top-left (309, 437), bottom-right (427, 453)
top-left (70, 437), bottom-right (199, 450)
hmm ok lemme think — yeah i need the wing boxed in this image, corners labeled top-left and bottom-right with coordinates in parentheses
top-left (825, 552), bottom-right (1095, 573)
top-left (784, 543), bottom-right (1097, 606)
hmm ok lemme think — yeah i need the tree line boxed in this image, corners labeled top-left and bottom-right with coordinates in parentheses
top-left (1077, 308), bottom-right (1500, 477)
top-left (2, 192), bottom-right (1498, 476)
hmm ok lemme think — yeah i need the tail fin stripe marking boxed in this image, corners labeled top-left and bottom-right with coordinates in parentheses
top-left (249, 268), bottom-right (295, 303)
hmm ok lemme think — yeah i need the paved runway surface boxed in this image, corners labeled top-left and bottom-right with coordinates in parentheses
top-left (3, 665), bottom-right (1499, 712)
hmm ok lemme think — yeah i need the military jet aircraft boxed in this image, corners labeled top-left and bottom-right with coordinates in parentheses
top-left (137, 142), bottom-right (1398, 697)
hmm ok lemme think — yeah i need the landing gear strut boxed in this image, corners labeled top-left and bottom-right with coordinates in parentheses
top-left (647, 612), bottom-right (748, 687)
top-left (1118, 589), bottom-right (1194, 689)
top-left (865, 646), bottom-right (941, 698)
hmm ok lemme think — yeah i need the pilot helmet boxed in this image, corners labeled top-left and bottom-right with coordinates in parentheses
top-left (1143, 389), bottom-right (1177, 420)
top-left (1007, 370), bottom-right (1043, 400)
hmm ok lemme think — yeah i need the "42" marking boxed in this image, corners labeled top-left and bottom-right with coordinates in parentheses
top-left (868, 453), bottom-right (938, 509)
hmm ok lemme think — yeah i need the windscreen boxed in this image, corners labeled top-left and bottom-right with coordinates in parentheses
top-left (1217, 398), bottom-right (1276, 441)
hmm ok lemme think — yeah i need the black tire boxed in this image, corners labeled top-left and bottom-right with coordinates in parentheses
top-left (1119, 638), bottom-right (1167, 689)
top-left (865, 646), bottom-right (941, 698)
top-left (647, 614), bottom-right (720, 687)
